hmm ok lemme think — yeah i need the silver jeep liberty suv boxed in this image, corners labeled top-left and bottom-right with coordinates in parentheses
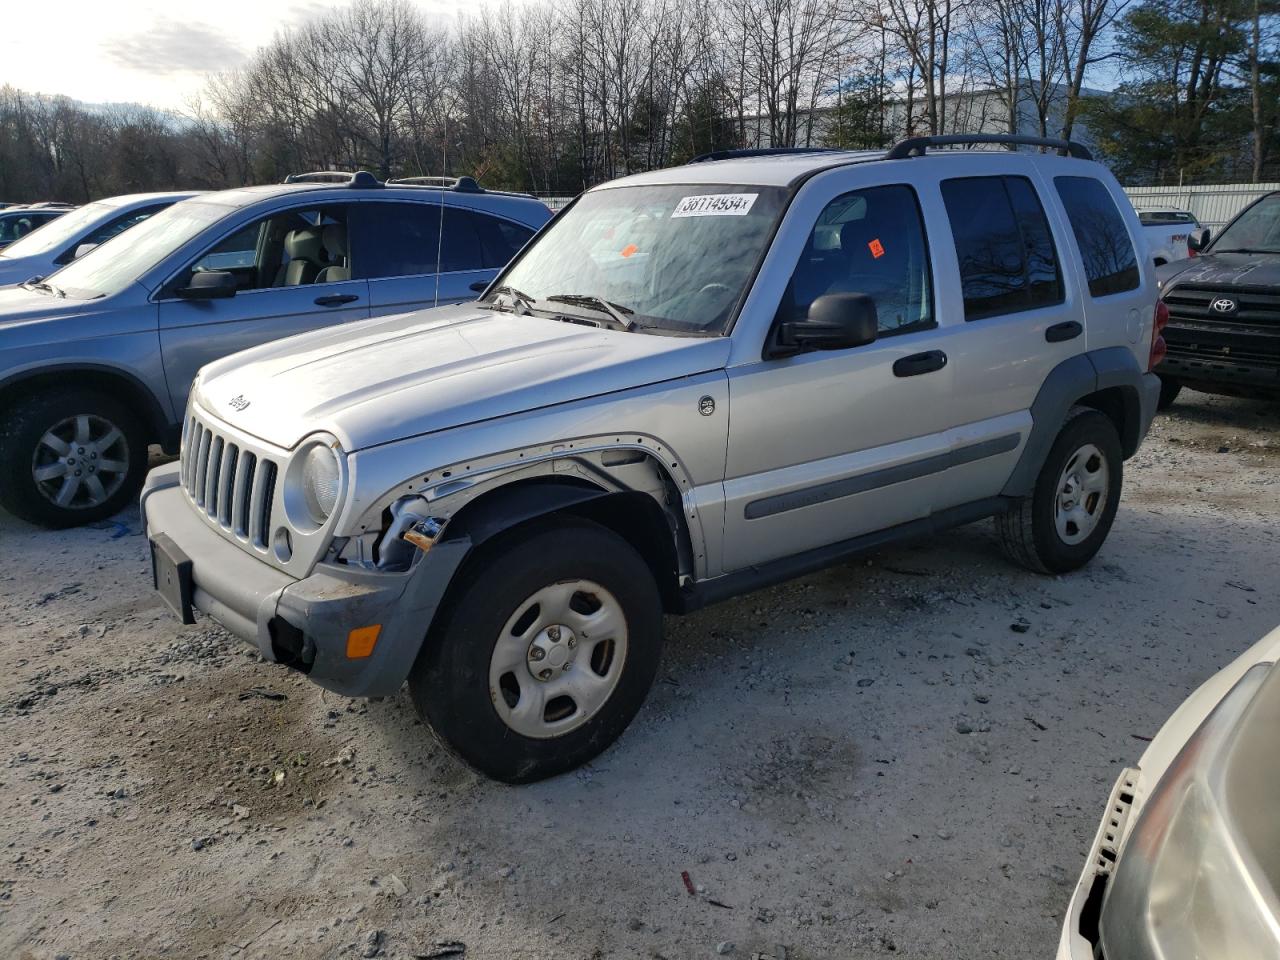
top-left (143, 134), bottom-right (1166, 782)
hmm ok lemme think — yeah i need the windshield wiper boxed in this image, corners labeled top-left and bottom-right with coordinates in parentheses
top-left (545, 294), bottom-right (636, 330)
top-left (1215, 247), bottom-right (1279, 255)
top-left (484, 284), bottom-right (536, 316)
top-left (23, 278), bottom-right (65, 298)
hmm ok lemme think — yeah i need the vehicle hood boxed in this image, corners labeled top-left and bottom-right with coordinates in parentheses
top-left (0, 285), bottom-right (101, 336)
top-left (195, 303), bottom-right (733, 451)
top-left (0, 253), bottom-right (51, 288)
top-left (1157, 251), bottom-right (1280, 291)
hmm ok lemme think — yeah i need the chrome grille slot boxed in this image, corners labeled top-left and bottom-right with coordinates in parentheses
top-left (250, 460), bottom-right (278, 548)
top-left (216, 443), bottom-right (238, 527)
top-left (203, 436), bottom-right (224, 516)
top-left (233, 452), bottom-right (256, 537)
top-left (178, 406), bottom-right (281, 553)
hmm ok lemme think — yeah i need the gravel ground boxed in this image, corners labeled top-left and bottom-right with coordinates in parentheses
top-left (3, 390), bottom-right (1278, 960)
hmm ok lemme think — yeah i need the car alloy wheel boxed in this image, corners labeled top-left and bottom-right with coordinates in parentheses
top-left (31, 413), bottom-right (132, 510)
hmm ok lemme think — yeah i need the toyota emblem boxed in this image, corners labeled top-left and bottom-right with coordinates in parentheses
top-left (1210, 297), bottom-right (1237, 314)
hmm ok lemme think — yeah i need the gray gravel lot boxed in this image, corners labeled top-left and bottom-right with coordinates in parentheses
top-left (3, 391), bottom-right (1278, 960)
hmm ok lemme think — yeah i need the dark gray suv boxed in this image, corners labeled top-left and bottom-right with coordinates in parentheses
top-left (0, 173), bottom-right (551, 527)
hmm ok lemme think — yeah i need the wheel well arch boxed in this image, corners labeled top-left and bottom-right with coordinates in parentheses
top-left (1075, 385), bottom-right (1141, 457)
top-left (0, 365), bottom-right (172, 447)
top-left (439, 473), bottom-right (689, 613)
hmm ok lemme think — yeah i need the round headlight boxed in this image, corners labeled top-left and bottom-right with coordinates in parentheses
top-left (300, 442), bottom-right (341, 523)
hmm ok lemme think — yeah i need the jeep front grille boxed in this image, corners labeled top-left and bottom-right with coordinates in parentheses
top-left (181, 413), bottom-right (279, 550)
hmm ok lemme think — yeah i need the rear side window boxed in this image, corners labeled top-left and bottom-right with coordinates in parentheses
top-left (942, 176), bottom-right (1063, 320)
top-left (356, 202), bottom-right (441, 278)
top-left (1054, 176), bottom-right (1139, 297)
top-left (356, 203), bottom-right (499, 277)
top-left (474, 214), bottom-right (535, 268)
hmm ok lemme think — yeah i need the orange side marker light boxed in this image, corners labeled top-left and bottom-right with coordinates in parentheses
top-left (346, 625), bottom-right (382, 659)
top-left (621, 243), bottom-right (639, 258)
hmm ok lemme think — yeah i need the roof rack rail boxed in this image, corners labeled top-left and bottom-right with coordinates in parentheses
top-left (386, 175), bottom-right (484, 194)
top-left (689, 147), bottom-right (844, 163)
top-left (885, 134), bottom-right (1092, 161)
top-left (283, 170), bottom-right (384, 188)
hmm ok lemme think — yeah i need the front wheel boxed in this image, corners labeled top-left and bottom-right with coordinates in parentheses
top-left (996, 408), bottom-right (1123, 574)
top-left (409, 518), bottom-right (663, 783)
top-left (1157, 376), bottom-right (1182, 411)
top-left (0, 389), bottom-right (149, 528)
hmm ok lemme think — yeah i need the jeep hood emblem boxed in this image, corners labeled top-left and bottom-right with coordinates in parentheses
top-left (228, 394), bottom-right (251, 412)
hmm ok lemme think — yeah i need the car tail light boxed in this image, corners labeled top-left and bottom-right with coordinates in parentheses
top-left (1150, 299), bottom-right (1169, 370)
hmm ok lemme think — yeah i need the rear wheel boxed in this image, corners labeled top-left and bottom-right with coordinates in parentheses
top-left (0, 389), bottom-right (149, 528)
top-left (1157, 376), bottom-right (1182, 410)
top-left (996, 408), bottom-right (1123, 574)
top-left (409, 518), bottom-right (663, 783)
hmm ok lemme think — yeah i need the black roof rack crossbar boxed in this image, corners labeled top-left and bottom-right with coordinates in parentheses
top-left (886, 134), bottom-right (1093, 161)
top-left (690, 147), bottom-right (844, 163)
top-left (386, 175), bottom-right (484, 193)
top-left (283, 170), bottom-right (383, 188)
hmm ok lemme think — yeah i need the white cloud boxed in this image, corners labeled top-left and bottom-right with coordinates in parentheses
top-left (0, 0), bottom-right (507, 108)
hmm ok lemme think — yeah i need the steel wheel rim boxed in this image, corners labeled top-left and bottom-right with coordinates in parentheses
top-left (31, 414), bottom-right (130, 510)
top-left (488, 578), bottom-right (629, 740)
top-left (1054, 442), bottom-right (1108, 545)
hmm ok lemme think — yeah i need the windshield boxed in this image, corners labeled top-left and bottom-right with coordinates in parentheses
top-left (492, 183), bottom-right (788, 335)
top-left (46, 200), bottom-right (232, 299)
top-left (0, 201), bottom-right (110, 259)
top-left (1211, 194), bottom-right (1280, 253)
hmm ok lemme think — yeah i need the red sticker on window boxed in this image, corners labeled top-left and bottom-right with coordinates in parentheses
top-left (621, 243), bottom-right (639, 258)
top-left (868, 238), bottom-right (885, 259)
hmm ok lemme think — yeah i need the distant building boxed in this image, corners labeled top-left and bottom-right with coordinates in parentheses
top-left (742, 82), bottom-right (1105, 151)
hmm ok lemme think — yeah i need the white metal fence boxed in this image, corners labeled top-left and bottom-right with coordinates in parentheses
top-left (1123, 183), bottom-right (1279, 230)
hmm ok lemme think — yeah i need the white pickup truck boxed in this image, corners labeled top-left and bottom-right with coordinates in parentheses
top-left (1135, 206), bottom-right (1210, 265)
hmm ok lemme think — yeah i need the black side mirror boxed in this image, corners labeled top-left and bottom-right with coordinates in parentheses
top-left (772, 293), bottom-right (878, 357)
top-left (178, 270), bottom-right (237, 300)
top-left (1188, 228), bottom-right (1211, 253)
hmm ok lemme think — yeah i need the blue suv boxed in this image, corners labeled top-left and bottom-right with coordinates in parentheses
top-left (0, 172), bottom-right (551, 527)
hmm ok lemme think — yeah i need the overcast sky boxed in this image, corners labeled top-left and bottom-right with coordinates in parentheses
top-left (0, 0), bottom-right (477, 110)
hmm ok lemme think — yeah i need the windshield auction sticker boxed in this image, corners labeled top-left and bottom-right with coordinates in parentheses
top-left (671, 193), bottom-right (758, 217)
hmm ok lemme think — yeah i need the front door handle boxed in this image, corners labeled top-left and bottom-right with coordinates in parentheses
top-left (469, 281), bottom-right (489, 293)
top-left (893, 350), bottom-right (948, 378)
top-left (314, 294), bottom-right (359, 307)
top-left (1045, 320), bottom-right (1083, 343)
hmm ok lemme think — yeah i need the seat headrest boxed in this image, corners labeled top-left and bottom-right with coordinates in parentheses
top-left (322, 224), bottom-right (347, 258)
top-left (284, 227), bottom-right (323, 261)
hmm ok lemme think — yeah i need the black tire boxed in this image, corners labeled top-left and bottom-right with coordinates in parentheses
top-left (0, 389), bottom-right (150, 529)
top-left (1156, 377), bottom-right (1182, 411)
top-left (409, 518), bottom-right (664, 783)
top-left (996, 407), bottom-right (1123, 575)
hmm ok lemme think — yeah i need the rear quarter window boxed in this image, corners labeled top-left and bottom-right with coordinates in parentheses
top-left (1054, 176), bottom-right (1140, 297)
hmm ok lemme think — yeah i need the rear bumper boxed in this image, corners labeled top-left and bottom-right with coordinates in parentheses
top-left (140, 462), bottom-right (469, 697)
top-left (1137, 371), bottom-right (1160, 446)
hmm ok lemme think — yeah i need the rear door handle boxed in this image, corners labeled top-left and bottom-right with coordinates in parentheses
top-left (314, 294), bottom-right (359, 307)
top-left (893, 350), bottom-right (948, 378)
top-left (1045, 320), bottom-right (1083, 343)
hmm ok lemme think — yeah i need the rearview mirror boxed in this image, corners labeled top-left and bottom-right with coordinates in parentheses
top-left (772, 292), bottom-right (878, 357)
top-left (1188, 228), bottom-right (1211, 252)
top-left (73, 242), bottom-right (98, 260)
top-left (178, 270), bottom-right (237, 300)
